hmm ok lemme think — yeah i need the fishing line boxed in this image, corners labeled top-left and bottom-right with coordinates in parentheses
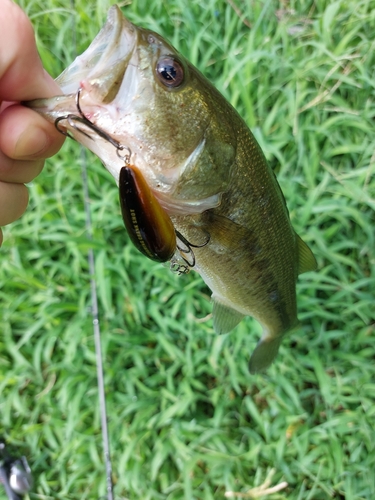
top-left (80, 147), bottom-right (114, 500)
top-left (70, 2), bottom-right (114, 499)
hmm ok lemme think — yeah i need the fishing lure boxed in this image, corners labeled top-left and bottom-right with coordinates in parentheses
top-left (119, 165), bottom-right (176, 262)
top-left (53, 87), bottom-right (210, 270)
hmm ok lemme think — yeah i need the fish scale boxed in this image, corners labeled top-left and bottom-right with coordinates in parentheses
top-left (26, 5), bottom-right (316, 372)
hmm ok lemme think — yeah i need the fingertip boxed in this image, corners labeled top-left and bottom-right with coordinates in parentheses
top-left (0, 1), bottom-right (62, 101)
top-left (0, 104), bottom-right (64, 160)
top-left (0, 181), bottom-right (29, 226)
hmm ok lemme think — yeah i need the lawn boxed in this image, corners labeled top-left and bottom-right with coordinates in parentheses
top-left (1, 0), bottom-right (374, 499)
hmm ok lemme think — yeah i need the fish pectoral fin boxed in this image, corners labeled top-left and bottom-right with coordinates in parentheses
top-left (296, 234), bottom-right (317, 274)
top-left (212, 298), bottom-right (244, 334)
top-left (249, 335), bottom-right (283, 374)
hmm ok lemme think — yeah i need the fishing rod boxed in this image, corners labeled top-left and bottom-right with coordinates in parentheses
top-left (70, 2), bottom-right (114, 499)
top-left (79, 143), bottom-right (114, 500)
top-left (0, 162), bottom-right (114, 500)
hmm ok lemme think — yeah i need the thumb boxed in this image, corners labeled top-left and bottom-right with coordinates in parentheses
top-left (0, 0), bottom-right (61, 101)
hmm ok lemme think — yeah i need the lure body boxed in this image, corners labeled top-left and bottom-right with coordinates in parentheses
top-left (119, 165), bottom-right (176, 262)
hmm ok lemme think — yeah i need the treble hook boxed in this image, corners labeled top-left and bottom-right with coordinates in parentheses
top-left (175, 230), bottom-right (210, 268)
top-left (54, 87), bottom-right (131, 164)
top-left (54, 87), bottom-right (211, 272)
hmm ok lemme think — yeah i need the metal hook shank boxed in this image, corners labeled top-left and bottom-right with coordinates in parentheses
top-left (54, 87), bottom-right (131, 164)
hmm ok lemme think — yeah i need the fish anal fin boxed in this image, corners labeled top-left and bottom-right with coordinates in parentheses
top-left (249, 336), bottom-right (283, 374)
top-left (296, 234), bottom-right (317, 274)
top-left (212, 298), bottom-right (244, 334)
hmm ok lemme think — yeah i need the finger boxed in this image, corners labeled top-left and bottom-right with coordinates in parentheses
top-left (0, 1), bottom-right (61, 100)
top-left (0, 104), bottom-right (64, 161)
top-left (0, 181), bottom-right (28, 225)
top-left (0, 151), bottom-right (44, 183)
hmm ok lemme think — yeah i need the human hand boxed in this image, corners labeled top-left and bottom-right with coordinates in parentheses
top-left (0, 0), bottom-right (64, 246)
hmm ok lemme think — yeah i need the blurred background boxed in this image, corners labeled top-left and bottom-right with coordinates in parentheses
top-left (1, 0), bottom-right (374, 498)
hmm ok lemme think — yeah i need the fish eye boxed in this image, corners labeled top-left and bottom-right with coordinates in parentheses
top-left (156, 56), bottom-right (184, 88)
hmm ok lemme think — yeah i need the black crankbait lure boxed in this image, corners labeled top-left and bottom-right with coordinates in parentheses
top-left (119, 164), bottom-right (176, 262)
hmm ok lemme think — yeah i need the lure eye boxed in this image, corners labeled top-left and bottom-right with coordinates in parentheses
top-left (156, 56), bottom-right (184, 88)
top-left (119, 165), bottom-right (176, 262)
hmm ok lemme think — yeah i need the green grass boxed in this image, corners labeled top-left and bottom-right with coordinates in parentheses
top-left (1, 0), bottom-right (374, 498)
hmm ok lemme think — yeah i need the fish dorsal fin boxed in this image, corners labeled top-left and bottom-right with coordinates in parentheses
top-left (296, 234), bottom-right (317, 274)
top-left (212, 297), bottom-right (244, 334)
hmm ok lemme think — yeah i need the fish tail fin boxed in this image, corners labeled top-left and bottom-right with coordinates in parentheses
top-left (249, 335), bottom-right (283, 374)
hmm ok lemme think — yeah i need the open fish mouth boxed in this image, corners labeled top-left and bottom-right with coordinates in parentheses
top-left (26, 5), bottom-right (137, 118)
top-left (26, 5), bottom-right (224, 211)
top-left (25, 5), bottom-right (141, 182)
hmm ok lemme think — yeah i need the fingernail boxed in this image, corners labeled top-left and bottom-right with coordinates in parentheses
top-left (14, 127), bottom-right (51, 159)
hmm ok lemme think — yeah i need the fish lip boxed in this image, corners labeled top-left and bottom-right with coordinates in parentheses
top-left (25, 5), bottom-right (137, 117)
top-left (57, 5), bottom-right (136, 100)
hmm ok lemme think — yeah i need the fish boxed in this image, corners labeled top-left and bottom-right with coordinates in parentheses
top-left (26, 5), bottom-right (317, 372)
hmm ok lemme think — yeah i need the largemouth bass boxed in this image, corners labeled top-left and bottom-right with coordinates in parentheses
top-left (27, 5), bottom-right (316, 372)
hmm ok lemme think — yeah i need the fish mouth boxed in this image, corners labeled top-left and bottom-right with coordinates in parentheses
top-left (25, 5), bottom-right (136, 119)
